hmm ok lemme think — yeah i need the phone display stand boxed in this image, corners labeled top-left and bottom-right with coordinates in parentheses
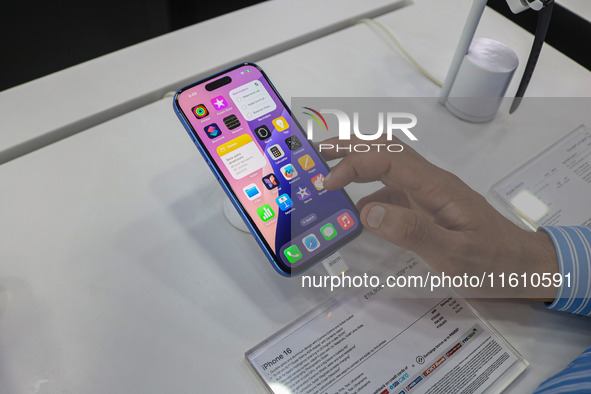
top-left (222, 199), bottom-right (249, 233)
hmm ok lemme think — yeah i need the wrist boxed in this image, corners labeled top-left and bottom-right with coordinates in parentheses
top-left (524, 229), bottom-right (559, 301)
top-left (530, 229), bottom-right (560, 275)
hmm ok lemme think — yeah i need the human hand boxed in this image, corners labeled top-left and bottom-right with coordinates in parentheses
top-left (321, 136), bottom-right (558, 299)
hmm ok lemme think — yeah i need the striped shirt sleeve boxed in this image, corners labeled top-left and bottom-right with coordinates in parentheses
top-left (539, 226), bottom-right (591, 316)
top-left (533, 226), bottom-right (591, 394)
top-left (534, 347), bottom-right (591, 393)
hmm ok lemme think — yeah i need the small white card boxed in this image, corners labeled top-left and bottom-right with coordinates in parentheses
top-left (489, 124), bottom-right (591, 228)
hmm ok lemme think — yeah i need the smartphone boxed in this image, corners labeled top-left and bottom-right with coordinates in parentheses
top-left (173, 63), bottom-right (361, 276)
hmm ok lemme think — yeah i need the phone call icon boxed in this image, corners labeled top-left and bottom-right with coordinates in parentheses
top-left (284, 245), bottom-right (302, 264)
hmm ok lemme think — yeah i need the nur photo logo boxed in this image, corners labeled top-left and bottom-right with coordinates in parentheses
top-left (301, 106), bottom-right (418, 153)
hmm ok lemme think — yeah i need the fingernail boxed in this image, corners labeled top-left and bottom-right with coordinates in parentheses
top-left (323, 172), bottom-right (332, 184)
top-left (367, 205), bottom-right (385, 229)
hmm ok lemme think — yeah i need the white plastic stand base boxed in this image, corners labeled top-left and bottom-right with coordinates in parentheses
top-left (222, 198), bottom-right (249, 233)
top-left (445, 100), bottom-right (496, 123)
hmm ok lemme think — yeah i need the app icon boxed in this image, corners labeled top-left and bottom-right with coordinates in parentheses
top-left (285, 135), bottom-right (302, 151)
top-left (337, 213), bottom-right (354, 230)
top-left (295, 186), bottom-right (311, 201)
top-left (276, 193), bottom-right (293, 211)
top-left (204, 123), bottom-right (222, 139)
top-left (298, 154), bottom-right (315, 171)
top-left (243, 183), bottom-right (261, 200)
top-left (223, 114), bottom-right (240, 130)
top-left (254, 125), bottom-right (272, 141)
top-left (320, 223), bottom-right (338, 241)
top-left (311, 174), bottom-right (325, 190)
top-left (257, 204), bottom-right (275, 222)
top-left (211, 96), bottom-right (228, 110)
top-left (192, 104), bottom-right (209, 119)
top-left (284, 245), bottom-right (302, 264)
top-left (262, 173), bottom-right (280, 190)
top-left (280, 163), bottom-right (298, 181)
top-left (267, 144), bottom-right (285, 160)
top-left (302, 234), bottom-right (320, 252)
top-left (272, 116), bottom-right (289, 131)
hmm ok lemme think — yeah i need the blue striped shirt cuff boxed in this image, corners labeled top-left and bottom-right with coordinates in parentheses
top-left (534, 346), bottom-right (591, 393)
top-left (539, 226), bottom-right (591, 317)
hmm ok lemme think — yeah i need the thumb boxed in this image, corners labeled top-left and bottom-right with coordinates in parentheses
top-left (360, 203), bottom-right (454, 259)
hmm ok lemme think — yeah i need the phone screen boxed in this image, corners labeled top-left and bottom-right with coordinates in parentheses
top-left (174, 63), bottom-right (360, 275)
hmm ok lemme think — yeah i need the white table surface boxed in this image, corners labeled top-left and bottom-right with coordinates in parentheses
top-left (1, 1), bottom-right (591, 393)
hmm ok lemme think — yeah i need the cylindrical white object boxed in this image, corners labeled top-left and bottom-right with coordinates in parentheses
top-left (439, 0), bottom-right (488, 105)
top-left (445, 37), bottom-right (519, 123)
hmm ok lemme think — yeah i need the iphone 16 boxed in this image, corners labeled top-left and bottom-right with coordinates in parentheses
top-left (173, 63), bottom-right (361, 276)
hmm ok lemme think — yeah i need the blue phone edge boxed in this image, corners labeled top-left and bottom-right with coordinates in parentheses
top-left (172, 100), bottom-right (292, 278)
top-left (171, 62), bottom-right (362, 278)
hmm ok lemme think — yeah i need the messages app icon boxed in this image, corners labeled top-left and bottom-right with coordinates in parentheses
top-left (284, 245), bottom-right (302, 264)
top-left (320, 223), bottom-right (338, 241)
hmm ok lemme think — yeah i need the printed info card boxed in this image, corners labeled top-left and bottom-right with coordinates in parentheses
top-left (246, 257), bottom-right (526, 394)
